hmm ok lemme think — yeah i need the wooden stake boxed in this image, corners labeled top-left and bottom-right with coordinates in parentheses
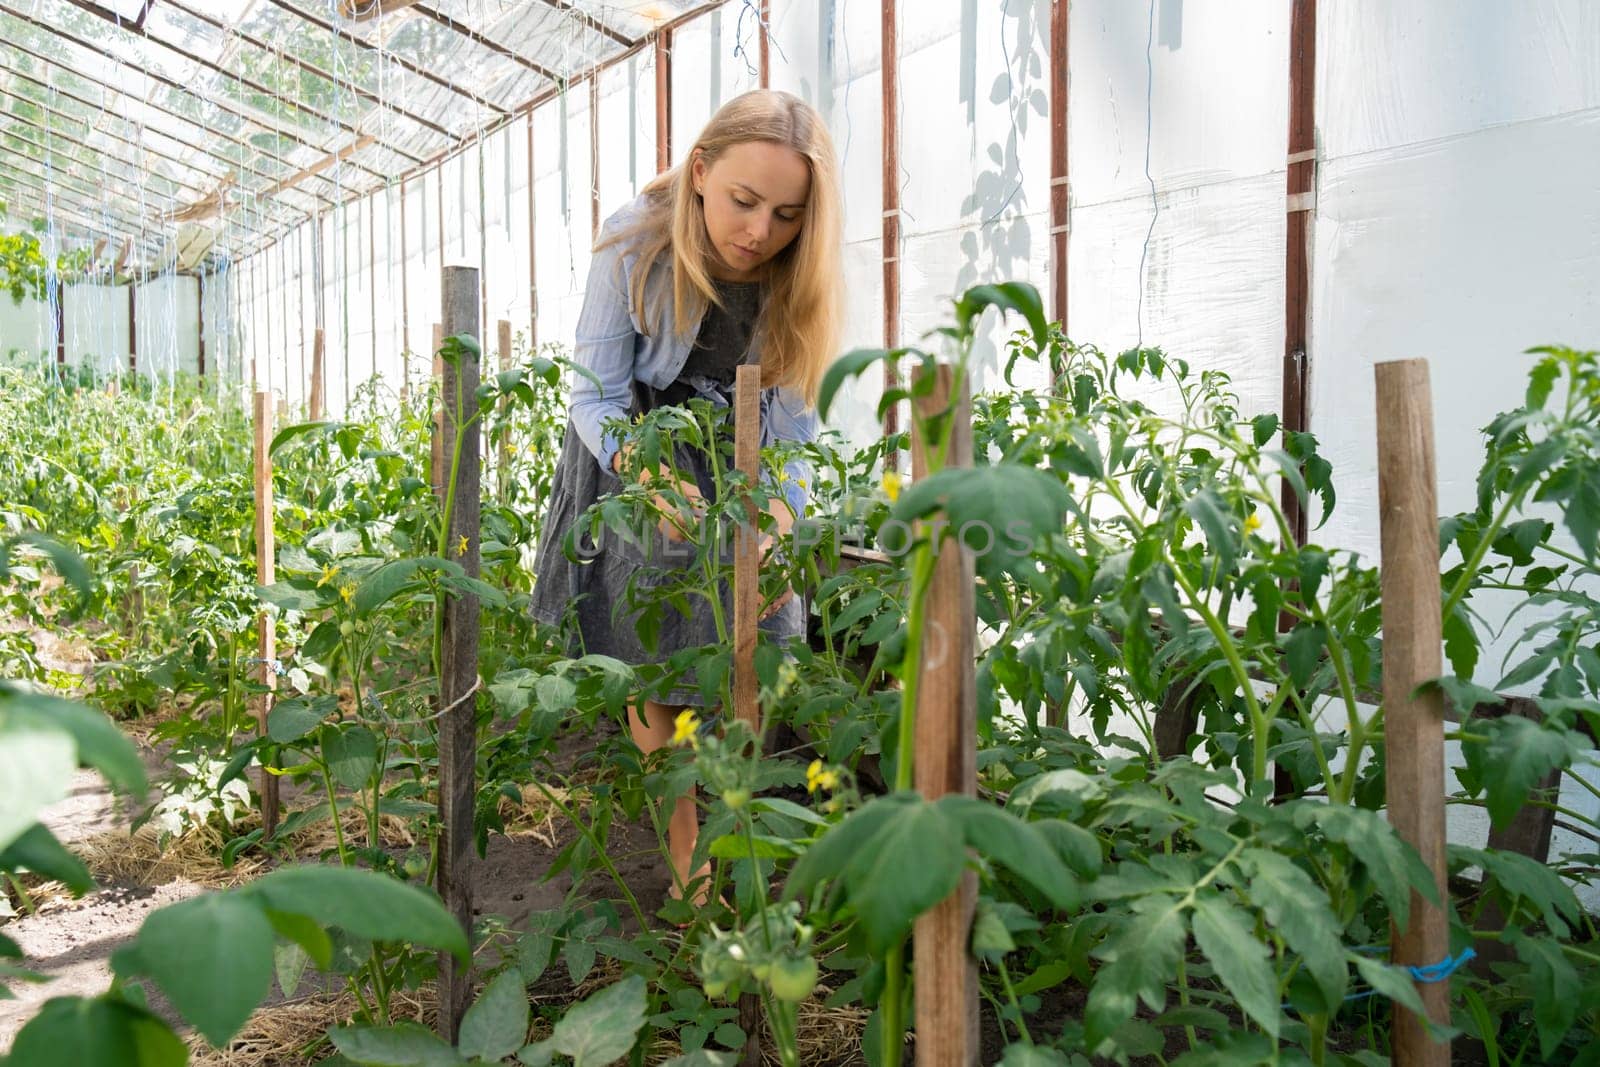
top-left (252, 391), bottom-right (280, 837)
top-left (1376, 358), bottom-right (1450, 1066)
top-left (497, 319), bottom-right (513, 503)
top-left (731, 364), bottom-right (765, 1067)
top-left (309, 327), bottom-right (325, 421)
top-left (911, 365), bottom-right (977, 1067)
top-left (436, 267), bottom-right (481, 1042)
top-left (733, 364), bottom-right (763, 735)
top-left (431, 322), bottom-right (445, 496)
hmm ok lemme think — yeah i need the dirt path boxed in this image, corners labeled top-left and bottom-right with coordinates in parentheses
top-left (0, 726), bottom-right (676, 1057)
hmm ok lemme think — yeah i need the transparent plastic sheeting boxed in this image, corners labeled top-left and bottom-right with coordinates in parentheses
top-left (0, 278), bottom-right (200, 378)
top-left (5, 0), bottom-right (1598, 900)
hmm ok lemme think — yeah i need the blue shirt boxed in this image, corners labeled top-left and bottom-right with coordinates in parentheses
top-left (567, 195), bottom-right (818, 517)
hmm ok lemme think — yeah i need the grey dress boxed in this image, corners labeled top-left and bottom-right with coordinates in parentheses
top-left (529, 279), bottom-right (806, 707)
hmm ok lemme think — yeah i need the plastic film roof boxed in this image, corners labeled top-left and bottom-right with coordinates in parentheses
top-left (0, 0), bottom-right (708, 269)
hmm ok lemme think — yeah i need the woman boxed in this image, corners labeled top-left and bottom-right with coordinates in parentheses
top-left (530, 89), bottom-right (843, 902)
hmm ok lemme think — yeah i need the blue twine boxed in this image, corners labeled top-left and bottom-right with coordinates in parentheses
top-left (1287, 948), bottom-right (1477, 1011)
top-left (242, 656), bottom-right (287, 677)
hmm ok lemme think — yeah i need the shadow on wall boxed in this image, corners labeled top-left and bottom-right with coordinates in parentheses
top-left (957, 0), bottom-right (1049, 381)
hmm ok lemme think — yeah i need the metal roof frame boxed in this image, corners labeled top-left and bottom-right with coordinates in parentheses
top-left (2, 0), bottom-right (700, 266)
top-left (0, 37), bottom-right (343, 210)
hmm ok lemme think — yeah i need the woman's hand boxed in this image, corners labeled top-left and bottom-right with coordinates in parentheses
top-left (756, 533), bottom-right (794, 620)
top-left (654, 476), bottom-right (705, 542)
top-left (613, 445), bottom-right (705, 542)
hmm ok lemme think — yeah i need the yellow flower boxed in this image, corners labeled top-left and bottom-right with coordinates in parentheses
top-left (882, 470), bottom-right (902, 503)
top-left (317, 564), bottom-right (340, 587)
top-left (806, 759), bottom-right (840, 795)
top-left (1243, 512), bottom-right (1262, 534)
top-left (455, 533), bottom-right (470, 557)
top-left (671, 710), bottom-right (702, 747)
top-left (339, 582), bottom-right (357, 605)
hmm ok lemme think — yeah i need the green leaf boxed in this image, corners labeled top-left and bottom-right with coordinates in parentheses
top-left (243, 865), bottom-right (469, 961)
top-left (1182, 489), bottom-right (1236, 576)
top-left (1452, 846), bottom-right (1580, 937)
top-left (1476, 716), bottom-right (1579, 828)
top-left (268, 695), bottom-right (336, 743)
top-left (5, 532), bottom-right (93, 603)
top-left (132, 892), bottom-right (275, 1047)
top-left (545, 974), bottom-right (648, 1067)
top-left (354, 558), bottom-right (447, 614)
top-left (0, 823), bottom-right (92, 895)
top-left (1241, 849), bottom-right (1346, 1007)
top-left (1085, 898), bottom-right (1187, 1048)
top-left (270, 419), bottom-right (340, 456)
top-left (1283, 623), bottom-right (1326, 688)
top-left (0, 683), bottom-right (147, 800)
top-left (257, 580), bottom-right (327, 612)
top-left (459, 970), bottom-right (531, 1062)
top-left (937, 795), bottom-right (1077, 909)
top-left (321, 723), bottom-right (380, 790)
top-left (1251, 414), bottom-right (1280, 448)
top-left (0, 722), bottom-right (76, 854)
top-left (891, 465), bottom-right (1070, 577)
top-left (535, 674), bottom-right (578, 714)
top-left (1350, 955), bottom-right (1426, 1017)
top-left (1191, 895), bottom-right (1280, 1038)
top-left (657, 1051), bottom-right (739, 1067)
top-left (996, 1045), bottom-right (1074, 1067)
top-left (331, 1022), bottom-right (465, 1066)
top-left (266, 908), bottom-right (334, 969)
top-left (785, 795), bottom-right (964, 955)
top-left (1513, 933), bottom-right (1580, 1059)
top-left (6, 995), bottom-right (189, 1067)
top-left (1441, 604), bottom-right (1479, 680)
top-left (818, 348), bottom-right (896, 422)
top-left (1306, 806), bottom-right (1436, 932)
top-left (274, 941), bottom-right (310, 999)
top-left (954, 282), bottom-right (1048, 352)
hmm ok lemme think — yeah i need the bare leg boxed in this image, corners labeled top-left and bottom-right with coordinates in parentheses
top-left (631, 698), bottom-right (710, 902)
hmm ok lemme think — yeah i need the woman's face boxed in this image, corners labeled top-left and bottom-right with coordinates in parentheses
top-left (692, 140), bottom-right (811, 282)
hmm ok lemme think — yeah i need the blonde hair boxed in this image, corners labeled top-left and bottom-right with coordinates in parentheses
top-left (598, 89), bottom-right (843, 406)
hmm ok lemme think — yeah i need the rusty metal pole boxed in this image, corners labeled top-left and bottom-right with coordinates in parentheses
top-left (655, 29), bottom-right (673, 173)
top-left (758, 0), bottom-right (770, 88)
top-left (881, 0), bottom-right (900, 468)
top-left (1048, 0), bottom-right (1070, 363)
top-left (1282, 0), bottom-right (1316, 547)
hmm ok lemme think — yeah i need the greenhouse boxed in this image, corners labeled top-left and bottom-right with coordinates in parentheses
top-left (1, 1), bottom-right (1598, 1064)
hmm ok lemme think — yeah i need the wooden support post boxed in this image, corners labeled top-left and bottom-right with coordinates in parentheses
top-left (128, 280), bottom-right (137, 376)
top-left (1376, 359), bottom-right (1450, 1066)
top-left (732, 364), bottom-right (763, 735)
top-left (912, 365), bottom-right (977, 1066)
top-left (732, 364), bottom-right (764, 1067)
top-left (496, 319), bottom-right (513, 502)
top-left (881, 0), bottom-right (901, 469)
top-left (436, 266), bottom-right (481, 1043)
top-left (431, 322), bottom-right (445, 496)
top-left (252, 391), bottom-right (280, 837)
top-left (309, 327), bottom-right (326, 421)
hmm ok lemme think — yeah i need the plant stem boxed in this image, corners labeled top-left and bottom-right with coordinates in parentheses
top-left (532, 780), bottom-right (651, 932)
